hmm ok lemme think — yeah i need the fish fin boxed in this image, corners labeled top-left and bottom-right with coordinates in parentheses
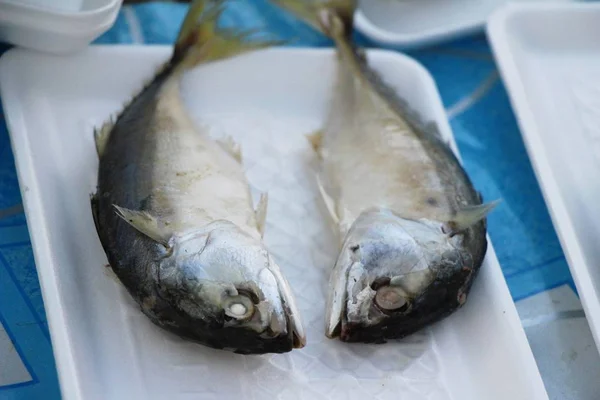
top-left (217, 136), bottom-right (242, 163)
top-left (338, 206), bottom-right (354, 238)
top-left (113, 205), bottom-right (172, 247)
top-left (269, 0), bottom-right (356, 38)
top-left (316, 174), bottom-right (340, 225)
top-left (444, 200), bottom-right (500, 236)
top-left (255, 193), bottom-right (268, 237)
top-left (306, 129), bottom-right (323, 154)
top-left (171, 0), bottom-right (283, 71)
top-left (90, 192), bottom-right (101, 234)
top-left (93, 116), bottom-right (114, 157)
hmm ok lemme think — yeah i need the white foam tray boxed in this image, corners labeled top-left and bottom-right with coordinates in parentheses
top-left (488, 2), bottom-right (600, 356)
top-left (0, 0), bottom-right (122, 54)
top-left (355, 0), bottom-right (572, 48)
top-left (0, 46), bottom-right (547, 400)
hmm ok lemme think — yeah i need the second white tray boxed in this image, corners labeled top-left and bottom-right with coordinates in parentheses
top-left (488, 2), bottom-right (600, 353)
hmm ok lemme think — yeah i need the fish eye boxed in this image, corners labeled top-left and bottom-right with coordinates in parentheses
top-left (223, 293), bottom-right (255, 321)
top-left (374, 286), bottom-right (410, 313)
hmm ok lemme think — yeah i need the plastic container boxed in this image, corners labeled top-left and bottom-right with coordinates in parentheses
top-left (0, 0), bottom-right (122, 54)
top-left (488, 2), bottom-right (600, 354)
top-left (0, 45), bottom-right (548, 400)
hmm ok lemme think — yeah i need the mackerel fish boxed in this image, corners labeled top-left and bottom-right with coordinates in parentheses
top-left (91, 0), bottom-right (305, 354)
top-left (272, 0), bottom-right (497, 343)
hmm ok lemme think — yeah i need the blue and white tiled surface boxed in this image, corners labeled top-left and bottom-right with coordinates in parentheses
top-left (0, 2), bottom-right (598, 399)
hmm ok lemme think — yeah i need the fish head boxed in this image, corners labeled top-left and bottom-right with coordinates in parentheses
top-left (326, 209), bottom-right (474, 343)
top-left (156, 221), bottom-right (305, 354)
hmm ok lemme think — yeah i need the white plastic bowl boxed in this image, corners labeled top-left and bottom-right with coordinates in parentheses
top-left (0, 0), bottom-right (122, 54)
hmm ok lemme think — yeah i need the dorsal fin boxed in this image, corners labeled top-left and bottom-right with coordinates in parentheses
top-left (316, 174), bottom-right (339, 225)
top-left (217, 136), bottom-right (242, 163)
top-left (444, 200), bottom-right (500, 236)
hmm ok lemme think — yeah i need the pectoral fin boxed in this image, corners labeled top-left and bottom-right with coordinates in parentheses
top-left (217, 136), bottom-right (242, 163)
top-left (113, 205), bottom-right (172, 247)
top-left (444, 200), bottom-right (500, 236)
top-left (255, 193), bottom-right (268, 237)
top-left (316, 174), bottom-right (339, 225)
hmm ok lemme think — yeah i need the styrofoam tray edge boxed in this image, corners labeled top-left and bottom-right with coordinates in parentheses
top-left (0, 51), bottom-right (82, 399)
top-left (486, 3), bottom-right (600, 352)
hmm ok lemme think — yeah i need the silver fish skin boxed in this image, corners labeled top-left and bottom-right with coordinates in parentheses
top-left (272, 0), bottom-right (496, 343)
top-left (92, 0), bottom-right (305, 354)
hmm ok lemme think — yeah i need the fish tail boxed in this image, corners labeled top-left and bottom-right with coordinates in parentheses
top-left (269, 0), bottom-right (356, 39)
top-left (171, 0), bottom-right (281, 71)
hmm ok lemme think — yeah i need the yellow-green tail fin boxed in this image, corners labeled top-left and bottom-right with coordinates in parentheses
top-left (269, 0), bottom-right (356, 38)
top-left (171, 0), bottom-right (282, 70)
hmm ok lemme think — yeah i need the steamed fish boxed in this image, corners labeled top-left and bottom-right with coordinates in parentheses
top-left (91, 0), bottom-right (305, 354)
top-left (272, 0), bottom-right (496, 343)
